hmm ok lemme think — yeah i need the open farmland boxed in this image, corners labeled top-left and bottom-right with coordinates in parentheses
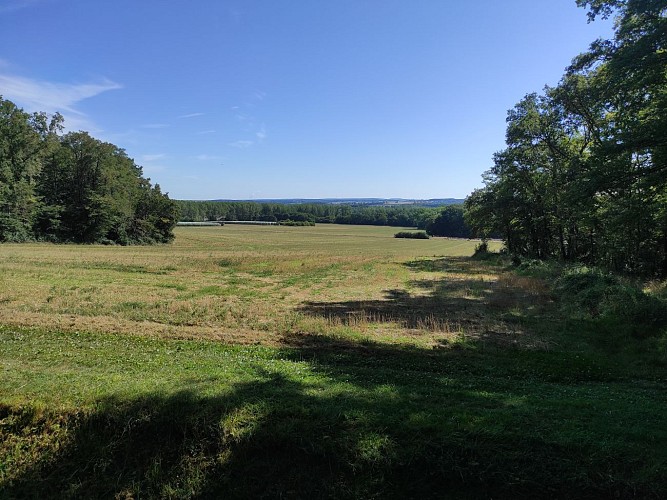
top-left (1, 225), bottom-right (666, 498)
top-left (0, 225), bottom-right (501, 348)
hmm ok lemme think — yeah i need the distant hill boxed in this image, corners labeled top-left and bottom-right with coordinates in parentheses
top-left (208, 198), bottom-right (465, 207)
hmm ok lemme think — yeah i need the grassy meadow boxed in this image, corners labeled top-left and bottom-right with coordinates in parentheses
top-left (0, 225), bottom-right (500, 347)
top-left (1, 225), bottom-right (666, 498)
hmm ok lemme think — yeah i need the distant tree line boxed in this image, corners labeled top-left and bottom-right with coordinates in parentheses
top-left (177, 200), bottom-right (472, 237)
top-left (0, 97), bottom-right (179, 244)
top-left (465, 0), bottom-right (667, 277)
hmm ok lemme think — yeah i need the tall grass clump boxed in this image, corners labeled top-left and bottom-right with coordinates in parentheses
top-left (554, 266), bottom-right (667, 339)
top-left (512, 256), bottom-right (562, 280)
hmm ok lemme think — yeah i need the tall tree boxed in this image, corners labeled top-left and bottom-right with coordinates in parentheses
top-left (466, 0), bottom-right (667, 276)
top-left (0, 97), bottom-right (179, 245)
top-left (0, 98), bottom-right (43, 241)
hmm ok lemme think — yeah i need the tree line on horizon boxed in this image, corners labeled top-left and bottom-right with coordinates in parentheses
top-left (176, 200), bottom-right (473, 237)
top-left (0, 97), bottom-right (179, 244)
top-left (465, 0), bottom-right (667, 277)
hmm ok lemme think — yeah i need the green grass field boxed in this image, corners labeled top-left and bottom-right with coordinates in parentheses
top-left (1, 225), bottom-right (666, 498)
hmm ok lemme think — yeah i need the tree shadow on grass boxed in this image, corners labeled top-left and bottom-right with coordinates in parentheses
top-left (403, 256), bottom-right (506, 275)
top-left (1, 333), bottom-right (663, 499)
top-left (298, 257), bottom-right (551, 346)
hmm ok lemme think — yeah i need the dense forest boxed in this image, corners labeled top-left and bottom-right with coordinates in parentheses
top-left (0, 97), bottom-right (179, 244)
top-left (177, 200), bottom-right (472, 237)
top-left (465, 0), bottom-right (667, 277)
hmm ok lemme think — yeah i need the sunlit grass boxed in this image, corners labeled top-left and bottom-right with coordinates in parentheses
top-left (0, 225), bottom-right (500, 347)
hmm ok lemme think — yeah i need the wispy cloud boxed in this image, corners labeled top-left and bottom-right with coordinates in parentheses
top-left (256, 124), bottom-right (266, 142)
top-left (179, 112), bottom-right (204, 118)
top-left (0, 72), bottom-right (121, 130)
top-left (0, 73), bottom-right (121, 114)
top-left (196, 129), bottom-right (216, 135)
top-left (229, 140), bottom-right (253, 149)
top-left (141, 154), bottom-right (166, 162)
top-left (0, 0), bottom-right (52, 14)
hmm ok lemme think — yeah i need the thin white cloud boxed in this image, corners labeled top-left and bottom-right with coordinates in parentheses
top-left (0, 73), bottom-right (121, 115)
top-left (256, 124), bottom-right (266, 142)
top-left (229, 140), bottom-right (253, 149)
top-left (0, 72), bottom-right (121, 131)
top-left (0, 0), bottom-right (51, 14)
top-left (196, 129), bottom-right (216, 135)
top-left (141, 154), bottom-right (166, 162)
top-left (179, 112), bottom-right (204, 118)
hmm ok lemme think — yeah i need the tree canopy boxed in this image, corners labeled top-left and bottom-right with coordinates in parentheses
top-left (0, 97), bottom-right (179, 244)
top-left (465, 0), bottom-right (667, 277)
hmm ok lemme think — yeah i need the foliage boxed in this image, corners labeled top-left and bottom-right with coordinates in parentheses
top-left (394, 231), bottom-right (429, 239)
top-left (0, 99), bottom-right (43, 241)
top-left (177, 200), bottom-right (474, 237)
top-left (554, 266), bottom-right (667, 337)
top-left (279, 220), bottom-right (315, 226)
top-left (465, 0), bottom-right (667, 277)
top-left (0, 97), bottom-right (178, 244)
top-left (425, 205), bottom-right (470, 237)
top-left (472, 240), bottom-right (489, 256)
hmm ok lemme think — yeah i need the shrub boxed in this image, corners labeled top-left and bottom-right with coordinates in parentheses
top-left (280, 220), bottom-right (315, 227)
top-left (554, 267), bottom-right (667, 338)
top-left (515, 258), bottom-right (561, 279)
top-left (394, 231), bottom-right (429, 239)
top-left (474, 240), bottom-right (489, 255)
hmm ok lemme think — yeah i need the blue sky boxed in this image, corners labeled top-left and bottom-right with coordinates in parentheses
top-left (0, 0), bottom-right (612, 200)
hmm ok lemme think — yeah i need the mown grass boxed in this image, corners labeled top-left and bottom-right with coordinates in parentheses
top-left (0, 225), bottom-right (498, 346)
top-left (1, 225), bottom-right (666, 498)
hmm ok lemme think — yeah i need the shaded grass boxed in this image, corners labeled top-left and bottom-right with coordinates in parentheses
top-left (1, 326), bottom-right (666, 498)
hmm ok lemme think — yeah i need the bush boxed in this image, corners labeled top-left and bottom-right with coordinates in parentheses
top-left (554, 268), bottom-right (619, 316)
top-left (280, 220), bottom-right (315, 227)
top-left (554, 267), bottom-right (667, 338)
top-left (394, 231), bottom-right (429, 239)
top-left (514, 258), bottom-right (561, 279)
top-left (474, 240), bottom-right (489, 254)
